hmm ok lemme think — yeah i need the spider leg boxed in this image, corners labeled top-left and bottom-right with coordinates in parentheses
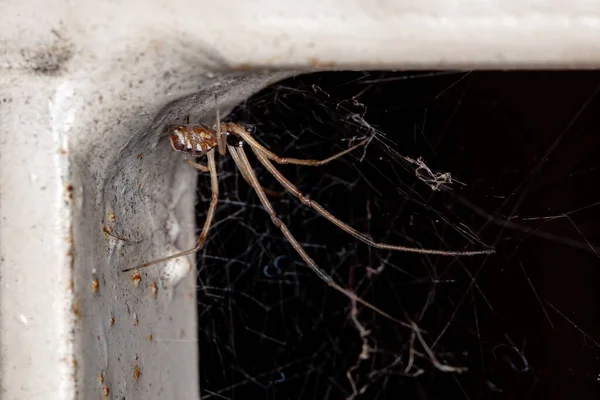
top-left (184, 158), bottom-right (209, 172)
top-left (216, 109), bottom-right (227, 156)
top-left (123, 149), bottom-right (219, 271)
top-left (224, 123), bottom-right (370, 166)
top-left (250, 146), bottom-right (494, 257)
top-left (228, 147), bottom-right (283, 197)
top-left (228, 145), bottom-right (411, 327)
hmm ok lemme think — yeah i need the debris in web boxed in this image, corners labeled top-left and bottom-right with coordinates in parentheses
top-left (404, 155), bottom-right (455, 191)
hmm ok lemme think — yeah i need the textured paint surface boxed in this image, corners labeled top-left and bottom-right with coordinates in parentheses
top-left (0, 7), bottom-right (292, 396)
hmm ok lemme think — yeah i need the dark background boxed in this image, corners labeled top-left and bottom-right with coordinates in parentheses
top-left (195, 71), bottom-right (600, 399)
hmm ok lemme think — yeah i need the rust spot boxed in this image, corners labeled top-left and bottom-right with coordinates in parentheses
top-left (102, 385), bottom-right (110, 397)
top-left (134, 365), bottom-right (141, 380)
top-left (109, 316), bottom-right (115, 328)
top-left (134, 317), bottom-right (139, 326)
top-left (65, 184), bottom-right (73, 201)
top-left (72, 301), bottom-right (81, 319)
top-left (137, 153), bottom-right (143, 159)
top-left (232, 63), bottom-right (252, 71)
top-left (147, 333), bottom-right (153, 341)
top-left (68, 279), bottom-right (75, 292)
top-left (71, 356), bottom-right (79, 385)
top-left (138, 183), bottom-right (142, 191)
top-left (308, 57), bottom-right (337, 68)
top-left (58, 147), bottom-right (67, 155)
top-left (92, 278), bottom-right (99, 293)
top-left (151, 281), bottom-right (158, 298)
top-left (131, 270), bottom-right (141, 286)
top-left (98, 372), bottom-right (105, 384)
top-left (102, 209), bottom-right (128, 241)
top-left (102, 209), bottom-right (115, 234)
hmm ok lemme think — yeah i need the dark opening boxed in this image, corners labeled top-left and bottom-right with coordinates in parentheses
top-left (196, 71), bottom-right (600, 399)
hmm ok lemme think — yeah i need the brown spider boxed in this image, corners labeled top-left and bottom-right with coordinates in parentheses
top-left (124, 115), bottom-right (493, 324)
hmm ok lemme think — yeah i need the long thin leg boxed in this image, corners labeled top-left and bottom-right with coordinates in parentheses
top-left (250, 146), bottom-right (494, 257)
top-left (123, 149), bottom-right (219, 271)
top-left (184, 158), bottom-right (209, 172)
top-left (224, 123), bottom-right (369, 167)
top-left (228, 145), bottom-right (411, 327)
top-left (216, 110), bottom-right (227, 156)
top-left (228, 146), bottom-right (285, 197)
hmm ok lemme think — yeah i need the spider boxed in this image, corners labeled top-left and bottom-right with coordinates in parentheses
top-left (124, 114), bottom-right (493, 324)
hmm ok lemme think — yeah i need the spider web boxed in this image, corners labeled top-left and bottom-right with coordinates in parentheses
top-left (186, 71), bottom-right (600, 399)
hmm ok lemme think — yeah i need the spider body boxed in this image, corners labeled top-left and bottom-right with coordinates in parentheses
top-left (169, 124), bottom-right (218, 156)
top-left (126, 118), bottom-right (493, 325)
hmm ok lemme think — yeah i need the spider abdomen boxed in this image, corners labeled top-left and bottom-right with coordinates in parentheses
top-left (168, 124), bottom-right (217, 156)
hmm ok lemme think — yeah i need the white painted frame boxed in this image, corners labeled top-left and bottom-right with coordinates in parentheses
top-left (1, 1), bottom-right (599, 399)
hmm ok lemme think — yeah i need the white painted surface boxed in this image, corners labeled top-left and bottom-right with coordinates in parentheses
top-left (1, 0), bottom-right (599, 399)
